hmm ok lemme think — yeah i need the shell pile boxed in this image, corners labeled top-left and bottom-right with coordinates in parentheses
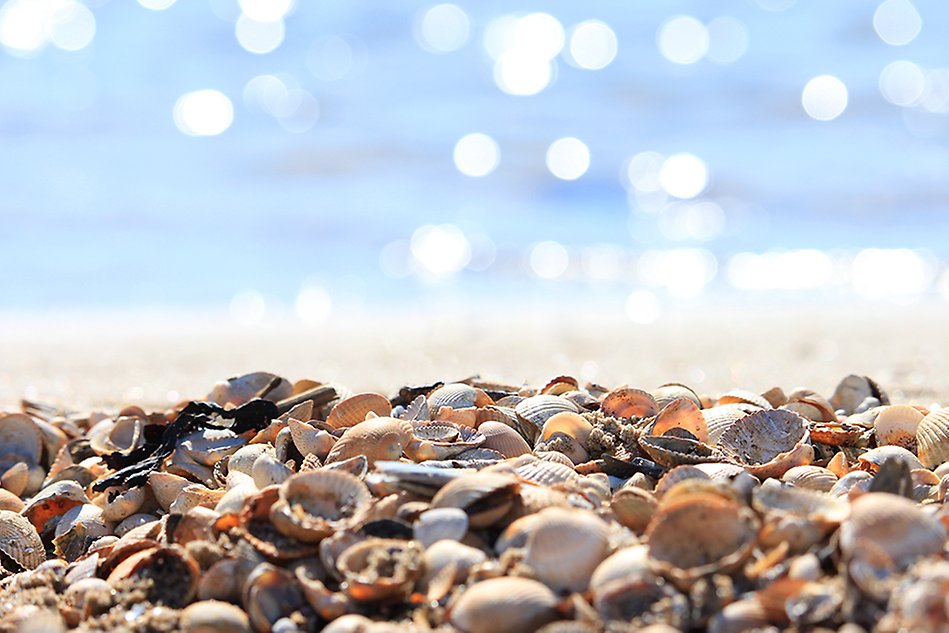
top-left (0, 372), bottom-right (947, 632)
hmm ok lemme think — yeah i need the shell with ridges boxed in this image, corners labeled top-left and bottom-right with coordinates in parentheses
top-left (270, 470), bottom-right (372, 543)
top-left (427, 383), bottom-right (482, 413)
top-left (325, 393), bottom-right (392, 429)
top-left (431, 472), bottom-right (519, 528)
top-left (638, 435), bottom-right (727, 468)
top-left (515, 396), bottom-right (580, 442)
top-left (610, 486), bottom-right (658, 533)
top-left (324, 418), bottom-right (414, 466)
top-left (916, 409), bottom-right (949, 470)
top-left (840, 492), bottom-right (946, 568)
top-left (781, 465), bottom-right (838, 492)
top-left (521, 507), bottom-right (610, 592)
top-left (0, 509), bottom-right (45, 570)
top-left (702, 404), bottom-right (758, 445)
top-left (873, 405), bottom-right (924, 451)
top-left (718, 389), bottom-right (772, 409)
top-left (449, 577), bottom-right (559, 633)
top-left (600, 388), bottom-right (658, 419)
top-left (479, 421), bottom-right (531, 458)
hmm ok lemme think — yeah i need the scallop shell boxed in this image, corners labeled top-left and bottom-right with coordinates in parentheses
top-left (324, 418), bottom-right (414, 466)
top-left (638, 435), bottom-right (727, 468)
top-left (449, 577), bottom-right (559, 633)
top-left (600, 388), bottom-right (658, 419)
top-left (0, 509), bottom-right (45, 570)
top-left (916, 409), bottom-right (949, 470)
top-left (325, 393), bottom-right (392, 429)
top-left (0, 413), bottom-right (44, 465)
top-left (646, 495), bottom-right (758, 589)
top-left (611, 486), bottom-right (658, 533)
top-left (479, 421), bottom-right (532, 458)
top-left (515, 396), bottom-right (580, 442)
top-left (521, 507), bottom-right (610, 592)
top-left (408, 421), bottom-right (486, 460)
top-left (839, 492), bottom-right (947, 569)
top-left (431, 472), bottom-right (519, 528)
top-left (873, 405), bottom-right (924, 450)
top-left (514, 456), bottom-right (578, 486)
top-left (533, 450), bottom-right (575, 467)
top-left (781, 465), bottom-right (838, 492)
top-left (717, 409), bottom-right (813, 479)
top-left (270, 471), bottom-right (372, 543)
top-left (336, 538), bottom-right (423, 602)
top-left (651, 398), bottom-right (709, 443)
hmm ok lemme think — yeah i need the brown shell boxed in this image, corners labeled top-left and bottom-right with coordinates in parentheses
top-left (916, 409), bottom-right (949, 470)
top-left (830, 374), bottom-right (888, 415)
top-left (521, 507), bottom-right (611, 592)
top-left (408, 421), bottom-right (486, 460)
top-left (839, 492), bottom-right (946, 568)
top-left (784, 389), bottom-right (837, 423)
top-left (600, 388), bottom-right (658, 419)
top-left (638, 435), bottom-right (727, 467)
top-left (540, 412), bottom-right (593, 445)
top-left (611, 486), bottom-right (658, 533)
top-left (540, 375), bottom-right (579, 395)
top-left (515, 396), bottom-right (580, 441)
top-left (873, 405), bottom-right (924, 451)
top-left (431, 473), bottom-right (519, 528)
top-left (653, 465), bottom-right (712, 498)
top-left (752, 481), bottom-right (850, 525)
top-left (106, 545), bottom-right (200, 608)
top-left (22, 480), bottom-right (89, 533)
top-left (717, 409), bottom-right (813, 479)
top-left (270, 471), bottom-right (372, 543)
top-left (240, 486), bottom-right (319, 560)
top-left (479, 421), bottom-right (532, 458)
top-left (449, 577), bottom-right (559, 633)
top-left (808, 421), bottom-right (866, 446)
top-left (0, 509), bottom-right (45, 570)
top-left (336, 538), bottom-right (424, 602)
top-left (651, 398), bottom-right (709, 443)
top-left (325, 393), bottom-right (392, 429)
top-left (858, 445), bottom-right (924, 472)
top-left (324, 418), bottom-right (414, 466)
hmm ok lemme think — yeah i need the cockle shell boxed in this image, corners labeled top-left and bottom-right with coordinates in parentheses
top-left (413, 507), bottom-right (468, 547)
top-left (653, 465), bottom-right (712, 498)
top-left (600, 388), bottom-right (658, 419)
top-left (179, 600), bottom-right (252, 633)
top-left (336, 538), bottom-right (424, 602)
top-left (916, 409), bottom-right (949, 470)
top-left (287, 419), bottom-right (336, 460)
top-left (428, 383), bottom-right (491, 414)
top-left (829, 470), bottom-right (873, 498)
top-left (0, 509), bottom-right (45, 570)
top-left (781, 465), bottom-right (838, 492)
top-left (652, 383), bottom-right (703, 410)
top-left (326, 393), bottom-right (392, 429)
top-left (107, 545), bottom-right (200, 608)
top-left (638, 435), bottom-right (727, 468)
top-left (422, 539), bottom-right (487, 599)
top-left (449, 577), bottom-right (560, 633)
top-left (752, 480), bottom-right (850, 525)
top-left (538, 412), bottom-right (593, 464)
top-left (324, 418), bottom-right (414, 466)
top-left (717, 409), bottom-right (813, 479)
top-left (513, 456), bottom-right (578, 486)
top-left (702, 404), bottom-right (757, 445)
top-left (651, 398), bottom-right (709, 443)
top-left (252, 452), bottom-right (293, 489)
top-left (270, 471), bottom-right (372, 543)
top-left (53, 503), bottom-right (110, 561)
top-left (874, 405), bottom-right (924, 451)
top-left (857, 445), bottom-right (924, 472)
top-left (0, 413), bottom-right (44, 465)
top-left (479, 421), bottom-right (531, 458)
top-left (407, 421), bottom-right (486, 460)
top-left (808, 421), bottom-right (865, 446)
top-left (89, 415), bottom-right (145, 457)
top-left (521, 507), bottom-right (610, 592)
top-left (718, 389), bottom-right (772, 410)
top-left (22, 480), bottom-right (89, 533)
top-left (590, 545), bottom-right (661, 622)
top-left (431, 472), bottom-right (519, 528)
top-left (515, 396), bottom-right (580, 442)
top-left (611, 486), bottom-right (658, 533)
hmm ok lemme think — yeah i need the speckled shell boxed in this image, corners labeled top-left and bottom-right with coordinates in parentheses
top-left (431, 473), bottom-right (519, 528)
top-left (717, 409), bottom-right (813, 479)
top-left (479, 421), bottom-right (532, 458)
top-left (781, 465), bottom-right (839, 492)
top-left (270, 471), bottom-right (372, 543)
top-left (839, 492), bottom-right (947, 568)
top-left (325, 393), bottom-right (392, 429)
top-left (600, 388), bottom-right (658, 419)
top-left (521, 507), bottom-right (611, 592)
top-left (324, 418), bottom-right (414, 466)
top-left (449, 577), bottom-right (560, 633)
top-left (0, 509), bottom-right (45, 570)
top-left (916, 409), bottom-right (949, 470)
top-left (652, 383), bottom-right (703, 411)
top-left (0, 413), bottom-right (44, 465)
top-left (611, 486), bottom-right (658, 532)
top-left (651, 398), bottom-right (709, 443)
top-left (874, 405), bottom-right (924, 451)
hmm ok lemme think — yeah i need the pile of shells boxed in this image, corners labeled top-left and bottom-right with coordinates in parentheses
top-left (0, 371), bottom-right (947, 632)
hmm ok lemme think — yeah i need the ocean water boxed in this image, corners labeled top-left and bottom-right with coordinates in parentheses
top-left (1, 0), bottom-right (948, 320)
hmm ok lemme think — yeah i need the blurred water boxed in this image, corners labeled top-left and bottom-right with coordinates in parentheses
top-left (1, 0), bottom-right (948, 319)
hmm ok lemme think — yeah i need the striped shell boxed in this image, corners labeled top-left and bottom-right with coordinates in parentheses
top-left (428, 383), bottom-right (486, 413)
top-left (324, 418), bottom-right (413, 466)
top-left (874, 405), bottom-right (924, 451)
top-left (718, 389), bottom-right (772, 410)
top-left (916, 409), bottom-right (949, 470)
top-left (702, 404), bottom-right (757, 445)
top-left (515, 396), bottom-right (580, 442)
top-left (479, 421), bottom-right (531, 458)
top-left (514, 456), bottom-right (578, 486)
top-left (781, 465), bottom-right (839, 492)
top-left (0, 509), bottom-right (45, 570)
top-left (858, 445), bottom-right (924, 472)
top-left (600, 388), bottom-right (658, 419)
top-left (270, 471), bottom-right (372, 543)
top-left (717, 409), bottom-right (813, 479)
top-left (325, 393), bottom-right (392, 429)
top-left (839, 492), bottom-right (946, 568)
top-left (449, 577), bottom-right (559, 633)
top-left (521, 507), bottom-right (611, 592)
top-left (652, 383), bottom-right (702, 410)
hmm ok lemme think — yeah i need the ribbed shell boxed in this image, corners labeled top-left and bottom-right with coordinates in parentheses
top-left (287, 419), bottom-right (335, 458)
top-left (449, 577), bottom-right (559, 633)
top-left (652, 383), bottom-right (702, 411)
top-left (717, 409), bottom-right (812, 478)
top-left (600, 388), bottom-right (658, 419)
top-left (781, 465), bottom-right (839, 492)
top-left (651, 398), bottom-right (709, 443)
top-left (654, 465), bottom-right (711, 498)
top-left (324, 418), bottom-right (413, 466)
top-left (916, 409), bottom-right (949, 469)
top-left (428, 383), bottom-right (479, 413)
top-left (515, 396), bottom-right (580, 440)
top-left (752, 481), bottom-right (849, 524)
top-left (858, 445), bottom-right (924, 472)
top-left (479, 421), bottom-right (532, 458)
top-left (874, 405), bottom-right (924, 450)
top-left (717, 389), bottom-right (772, 410)
top-left (431, 473), bottom-right (519, 528)
top-left (270, 470), bottom-right (372, 543)
top-left (514, 457), bottom-right (578, 486)
top-left (702, 404), bottom-right (756, 445)
top-left (839, 492), bottom-right (946, 568)
top-left (0, 509), bottom-right (45, 570)
top-left (325, 393), bottom-right (392, 429)
top-left (0, 413), bottom-right (43, 465)
top-left (522, 507), bottom-right (610, 592)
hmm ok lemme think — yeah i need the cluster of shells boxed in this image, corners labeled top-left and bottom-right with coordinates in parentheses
top-left (0, 371), bottom-right (947, 633)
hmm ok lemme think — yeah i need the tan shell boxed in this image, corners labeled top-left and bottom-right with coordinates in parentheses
top-left (324, 418), bottom-right (414, 466)
top-left (808, 421), bottom-right (865, 446)
top-left (717, 409), bottom-right (813, 479)
top-left (600, 388), bottom-right (658, 419)
top-left (829, 470), bottom-right (873, 498)
top-left (431, 472), bottom-right (519, 528)
top-left (718, 389), bottom-right (772, 409)
top-left (240, 486), bottom-right (319, 560)
top-left (89, 415), bottom-right (146, 456)
top-left (514, 456), bottom-right (578, 486)
top-left (537, 412), bottom-right (592, 463)
top-left (1, 462), bottom-right (28, 496)
top-left (611, 486), bottom-right (658, 533)
top-left (422, 539), bottom-right (487, 598)
top-left (0, 413), bottom-right (44, 465)
top-left (702, 404), bottom-right (757, 445)
top-left (226, 444), bottom-right (274, 477)
top-left (326, 393), bottom-right (392, 429)
top-left (0, 509), bottom-right (45, 570)
top-left (479, 421), bottom-right (531, 458)
top-left (708, 599), bottom-right (770, 633)
top-left (831, 374), bottom-right (887, 415)
top-left (251, 452), bottom-right (293, 489)
top-left (653, 465), bottom-right (712, 498)
top-left (781, 465), bottom-right (838, 492)
top-left (839, 492), bottom-right (947, 568)
top-left (407, 421), bottom-right (487, 460)
top-left (515, 395), bottom-right (580, 442)
top-left (646, 495), bottom-right (758, 588)
top-left (270, 471), bottom-right (372, 543)
top-left (413, 507), bottom-right (468, 547)
top-left (752, 480), bottom-right (850, 525)
top-left (53, 503), bottom-right (110, 561)
top-left (874, 405), bottom-right (924, 450)
top-left (336, 537), bottom-right (423, 601)
top-left (149, 472), bottom-right (192, 513)
top-left (652, 383), bottom-right (702, 410)
top-left (242, 563), bottom-right (307, 633)
top-left (107, 545), bottom-right (200, 607)
top-left (287, 419), bottom-right (336, 459)
top-left (22, 480), bottom-right (89, 533)
top-left (208, 371), bottom-right (292, 406)
top-left (590, 545), bottom-right (661, 622)
top-left (761, 386), bottom-right (789, 408)
top-left (540, 375), bottom-right (579, 396)
top-left (651, 398), bottom-right (709, 443)
top-left (0, 488), bottom-right (24, 512)
top-left (179, 600), bottom-right (252, 633)
top-left (783, 389), bottom-right (837, 423)
top-left (521, 507), bottom-right (610, 592)
top-left (858, 445), bottom-right (924, 472)
top-left (449, 577), bottom-right (559, 633)
top-left (916, 409), bottom-right (949, 470)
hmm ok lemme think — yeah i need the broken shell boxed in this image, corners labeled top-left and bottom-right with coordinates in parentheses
top-left (407, 421), bottom-right (486, 461)
top-left (0, 509), bottom-right (45, 570)
top-left (874, 405), bottom-right (924, 451)
top-left (270, 471), bottom-right (372, 543)
top-left (831, 375), bottom-right (888, 416)
top-left (717, 409), bottom-right (813, 479)
top-left (326, 393), bottom-right (392, 429)
top-left (449, 577), bottom-right (559, 633)
top-left (413, 507), bottom-right (468, 547)
top-left (252, 452), bottom-right (293, 489)
top-left (149, 471), bottom-right (194, 513)
top-left (611, 486), bottom-right (658, 533)
top-left (840, 492), bottom-right (946, 569)
top-left (590, 545), bottom-right (661, 622)
top-left (336, 537), bottom-right (424, 601)
top-left (522, 507), bottom-right (610, 592)
top-left (479, 421), bottom-right (531, 458)
top-left (53, 503), bottom-right (110, 561)
top-left (97, 485), bottom-right (146, 522)
top-left (431, 472), bottom-right (519, 528)
top-left (915, 409), bottom-right (949, 470)
top-left (781, 466), bottom-right (838, 492)
top-left (209, 372), bottom-right (292, 407)
top-left (783, 389), bottom-right (837, 423)
top-left (325, 418), bottom-right (414, 466)
top-left (702, 404), bottom-right (757, 445)
top-left (600, 388), bottom-right (658, 419)
top-left (180, 600), bottom-right (252, 633)
top-left (22, 480), bottom-right (89, 533)
top-left (107, 545), bottom-right (200, 607)
top-left (858, 445), bottom-right (924, 472)
top-left (242, 563), bottom-right (307, 633)
top-left (638, 435), bottom-right (727, 468)
top-left (89, 415), bottom-right (145, 456)
top-left (651, 398), bottom-right (709, 443)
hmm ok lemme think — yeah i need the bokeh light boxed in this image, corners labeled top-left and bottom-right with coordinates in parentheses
top-left (453, 133), bottom-right (500, 177)
top-left (802, 75), bottom-right (848, 121)
top-left (873, 0), bottom-right (922, 47)
top-left (235, 14), bottom-right (284, 54)
top-left (47, 2), bottom-right (95, 52)
top-left (410, 224), bottom-right (472, 277)
top-left (566, 20), bottom-right (617, 70)
top-left (0, 0), bottom-right (95, 55)
top-left (657, 16), bottom-right (709, 65)
top-left (624, 151), bottom-right (665, 192)
top-left (238, 0), bottom-right (294, 23)
top-left (659, 153), bottom-right (709, 199)
top-left (727, 250), bottom-right (834, 290)
top-left (416, 4), bottom-right (470, 54)
top-left (307, 35), bottom-right (367, 82)
top-left (638, 248), bottom-right (717, 298)
top-left (626, 290), bottom-right (661, 324)
top-left (852, 248), bottom-right (934, 300)
top-left (706, 17), bottom-right (748, 65)
top-left (530, 241), bottom-right (569, 279)
top-left (295, 283), bottom-right (333, 325)
top-left (494, 52), bottom-right (554, 96)
top-left (173, 89), bottom-right (234, 136)
top-left (879, 60), bottom-right (926, 106)
top-left (546, 137), bottom-right (590, 180)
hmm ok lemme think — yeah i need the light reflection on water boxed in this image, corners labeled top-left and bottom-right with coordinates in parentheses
top-left (1, 0), bottom-right (949, 323)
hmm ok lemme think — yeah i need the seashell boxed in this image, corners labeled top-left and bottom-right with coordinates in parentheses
top-left (717, 408), bottom-right (813, 479)
top-left (336, 537), bottom-right (424, 601)
top-left (646, 495), bottom-right (758, 589)
top-left (652, 383), bottom-right (703, 410)
top-left (600, 388), bottom-right (658, 419)
top-left (89, 415), bottom-right (145, 456)
top-left (873, 405), bottom-right (924, 450)
top-left (829, 470), bottom-right (873, 498)
top-left (537, 412), bottom-right (592, 464)
top-left (428, 383), bottom-right (491, 414)
top-left (540, 375), bottom-right (579, 396)
top-left (0, 488), bottom-right (24, 512)
top-left (0, 509), bottom-right (45, 570)
top-left (324, 418), bottom-right (414, 466)
top-left (413, 507), bottom-right (469, 547)
top-left (1, 462), bottom-right (29, 496)
top-left (514, 456), bottom-right (578, 486)
top-left (702, 404), bottom-right (757, 445)
top-left (287, 419), bottom-right (336, 460)
top-left (707, 599), bottom-right (770, 633)
top-left (718, 389), bottom-right (772, 409)
top-left (0, 412), bottom-right (44, 465)
top-left (180, 600), bottom-right (252, 633)
top-left (407, 421), bottom-right (486, 461)
top-left (690, 462), bottom-right (748, 481)
top-left (252, 452), bottom-right (293, 489)
top-left (208, 372), bottom-right (292, 406)
top-left (326, 393), bottom-right (392, 429)
top-left (638, 435), bottom-right (727, 467)
top-left (781, 465), bottom-right (838, 492)
top-left (752, 480), bottom-right (850, 524)
top-left (149, 471), bottom-right (194, 512)
top-left (857, 445), bottom-right (924, 472)
top-left (809, 421), bottom-right (866, 446)
top-left (242, 563), bottom-right (307, 633)
top-left (431, 472), bottom-right (519, 528)
top-left (839, 492), bottom-right (946, 569)
top-left (198, 558), bottom-right (244, 602)
top-left (63, 577), bottom-right (113, 621)
top-left (22, 480), bottom-right (89, 533)
top-left (783, 389), bottom-right (837, 423)
top-left (95, 484), bottom-right (147, 522)
top-left (761, 386), bottom-right (789, 408)
top-left (169, 484), bottom-right (226, 515)
top-left (506, 484), bottom-right (572, 519)
top-left (532, 450), bottom-right (575, 468)
top-left (422, 539), bottom-right (487, 599)
top-left (241, 486), bottom-right (319, 560)
top-left (651, 398), bottom-right (709, 443)
top-left (479, 421), bottom-right (531, 458)
top-left (515, 396), bottom-right (580, 442)
top-left (449, 577), bottom-right (560, 633)
top-left (831, 374), bottom-right (888, 416)
top-left (653, 465), bottom-right (712, 498)
top-left (53, 503), bottom-right (110, 562)
top-left (270, 471), bottom-right (372, 543)
top-left (115, 513), bottom-right (158, 538)
top-left (520, 507), bottom-right (610, 592)
top-left (107, 545), bottom-right (200, 607)
top-left (916, 409), bottom-right (949, 470)
top-left (227, 444), bottom-right (274, 477)
top-left (589, 545), bottom-right (660, 622)
top-left (611, 486), bottom-right (658, 533)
